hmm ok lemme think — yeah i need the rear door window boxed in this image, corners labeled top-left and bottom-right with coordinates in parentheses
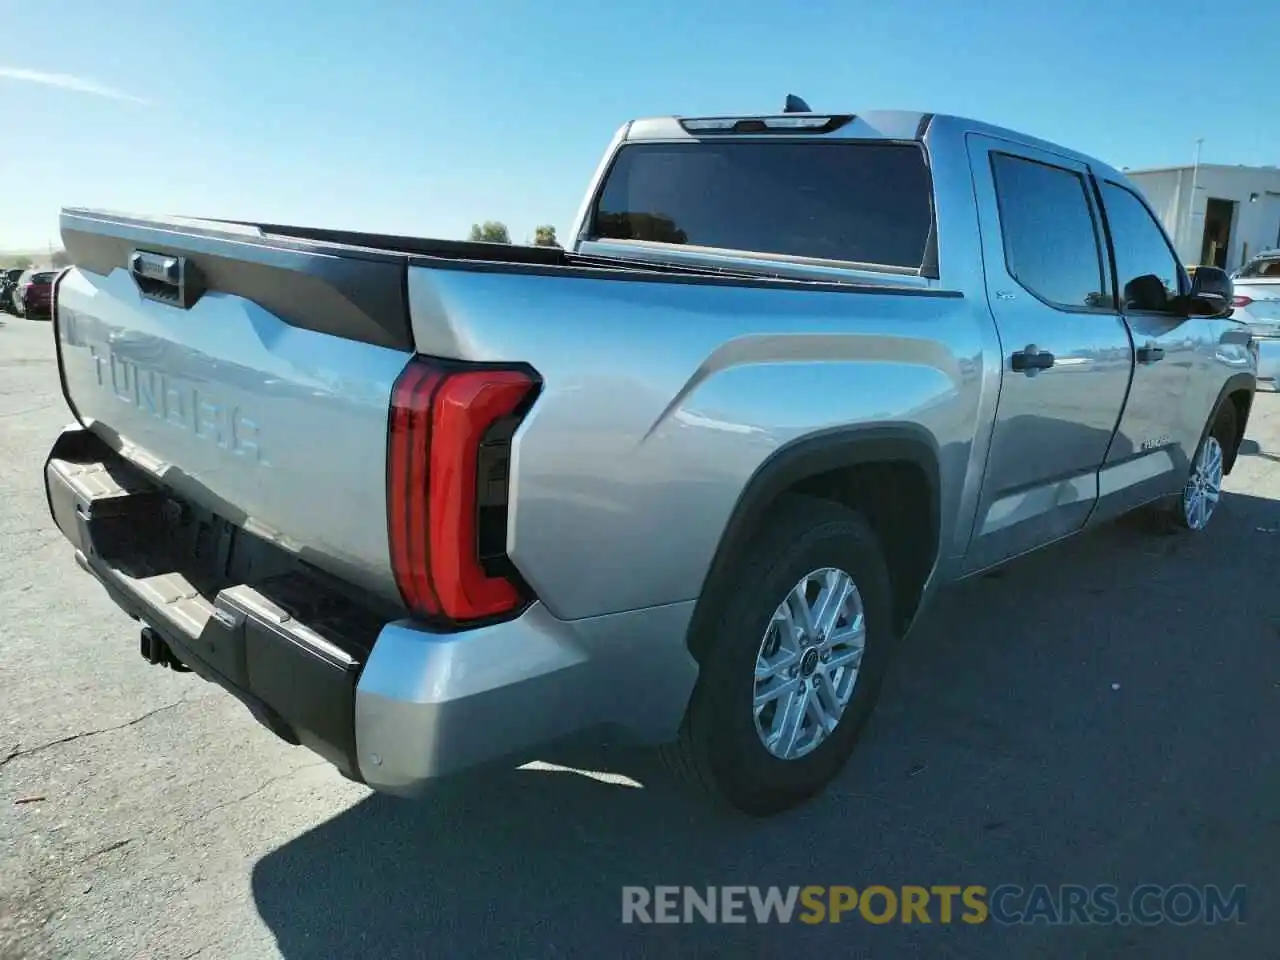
top-left (590, 141), bottom-right (934, 271)
top-left (989, 153), bottom-right (1109, 311)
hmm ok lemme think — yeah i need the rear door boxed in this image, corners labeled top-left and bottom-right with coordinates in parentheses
top-left (963, 135), bottom-right (1134, 572)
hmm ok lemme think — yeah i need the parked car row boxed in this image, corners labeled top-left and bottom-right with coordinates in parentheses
top-left (1232, 249), bottom-right (1280, 390)
top-left (1, 267), bottom-right (56, 318)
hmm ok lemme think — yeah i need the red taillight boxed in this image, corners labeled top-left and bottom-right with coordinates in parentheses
top-left (387, 358), bottom-right (539, 624)
top-left (1233, 295), bottom-right (1254, 308)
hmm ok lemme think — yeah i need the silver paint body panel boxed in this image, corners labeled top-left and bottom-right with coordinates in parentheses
top-left (406, 264), bottom-right (989, 619)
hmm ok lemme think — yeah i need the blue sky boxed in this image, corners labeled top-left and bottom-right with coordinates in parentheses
top-left (4, 0), bottom-right (1278, 251)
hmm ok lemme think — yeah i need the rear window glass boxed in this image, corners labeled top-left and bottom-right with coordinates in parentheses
top-left (1239, 256), bottom-right (1280, 279)
top-left (590, 141), bottom-right (934, 270)
top-left (31, 272), bottom-right (54, 283)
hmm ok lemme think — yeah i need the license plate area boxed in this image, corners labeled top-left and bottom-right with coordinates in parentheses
top-left (45, 425), bottom-right (384, 777)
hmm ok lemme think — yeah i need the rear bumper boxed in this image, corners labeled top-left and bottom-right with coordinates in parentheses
top-left (44, 425), bottom-right (698, 795)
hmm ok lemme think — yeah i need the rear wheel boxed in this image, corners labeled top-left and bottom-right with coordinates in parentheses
top-left (663, 496), bottom-right (895, 816)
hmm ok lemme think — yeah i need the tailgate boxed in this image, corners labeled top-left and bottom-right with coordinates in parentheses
top-left (55, 210), bottom-right (415, 605)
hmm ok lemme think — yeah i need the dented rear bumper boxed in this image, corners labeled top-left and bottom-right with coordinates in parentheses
top-left (44, 425), bottom-right (699, 795)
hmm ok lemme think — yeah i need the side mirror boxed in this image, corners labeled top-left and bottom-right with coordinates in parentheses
top-left (1186, 265), bottom-right (1234, 318)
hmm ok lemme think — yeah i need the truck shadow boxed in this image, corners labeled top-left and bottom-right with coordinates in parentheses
top-left (251, 489), bottom-right (1280, 960)
top-left (1238, 437), bottom-right (1280, 466)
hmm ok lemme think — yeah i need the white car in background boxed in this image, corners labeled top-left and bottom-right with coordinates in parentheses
top-left (1233, 250), bottom-right (1280, 390)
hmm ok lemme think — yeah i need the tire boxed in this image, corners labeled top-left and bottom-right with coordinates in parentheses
top-left (663, 495), bottom-right (896, 816)
top-left (1150, 402), bottom-right (1236, 534)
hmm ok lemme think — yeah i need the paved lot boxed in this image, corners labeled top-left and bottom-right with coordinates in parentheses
top-left (2, 312), bottom-right (1279, 959)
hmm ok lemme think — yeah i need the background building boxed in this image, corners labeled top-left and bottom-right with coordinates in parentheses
top-left (1126, 164), bottom-right (1280, 273)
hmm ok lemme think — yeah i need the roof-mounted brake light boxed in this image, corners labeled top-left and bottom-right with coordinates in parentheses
top-left (678, 115), bottom-right (853, 135)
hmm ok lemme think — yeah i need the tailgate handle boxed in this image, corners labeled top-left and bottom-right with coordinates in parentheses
top-left (129, 249), bottom-right (204, 309)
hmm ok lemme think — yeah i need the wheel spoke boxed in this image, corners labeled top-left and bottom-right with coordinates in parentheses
top-left (811, 572), bottom-right (852, 640)
top-left (825, 612), bottom-right (865, 648)
top-left (825, 644), bottom-right (864, 672)
top-left (807, 680), bottom-right (838, 733)
top-left (771, 604), bottom-right (803, 658)
top-left (1208, 442), bottom-right (1223, 474)
top-left (771, 686), bottom-right (809, 755)
top-left (788, 585), bottom-right (816, 641)
top-left (816, 672), bottom-right (843, 721)
top-left (755, 645), bottom-right (799, 681)
top-left (755, 675), bottom-right (801, 710)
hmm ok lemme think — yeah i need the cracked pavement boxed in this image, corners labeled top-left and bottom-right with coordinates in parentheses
top-left (3, 314), bottom-right (1280, 958)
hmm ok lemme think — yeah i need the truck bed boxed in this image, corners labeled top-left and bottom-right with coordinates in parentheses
top-left (55, 207), bottom-right (974, 623)
top-left (61, 209), bottom-right (802, 352)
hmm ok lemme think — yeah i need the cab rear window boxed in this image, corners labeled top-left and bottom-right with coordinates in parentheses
top-left (590, 140), bottom-right (934, 271)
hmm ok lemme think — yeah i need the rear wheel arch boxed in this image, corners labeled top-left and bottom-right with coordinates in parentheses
top-left (689, 425), bottom-right (943, 662)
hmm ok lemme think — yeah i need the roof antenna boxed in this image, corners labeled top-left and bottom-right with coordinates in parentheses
top-left (783, 94), bottom-right (812, 113)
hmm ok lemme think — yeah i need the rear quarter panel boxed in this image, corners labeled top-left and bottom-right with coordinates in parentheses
top-left (407, 266), bottom-right (997, 620)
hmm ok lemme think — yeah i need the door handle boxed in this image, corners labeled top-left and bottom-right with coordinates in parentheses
top-left (1010, 347), bottom-right (1056, 374)
top-left (1137, 344), bottom-right (1165, 364)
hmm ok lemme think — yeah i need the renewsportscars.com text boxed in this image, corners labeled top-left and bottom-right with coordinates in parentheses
top-left (621, 884), bottom-right (1246, 926)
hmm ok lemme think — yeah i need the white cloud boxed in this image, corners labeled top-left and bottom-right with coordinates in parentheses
top-left (0, 65), bottom-right (146, 104)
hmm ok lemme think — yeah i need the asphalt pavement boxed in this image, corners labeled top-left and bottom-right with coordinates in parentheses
top-left (2, 312), bottom-right (1279, 959)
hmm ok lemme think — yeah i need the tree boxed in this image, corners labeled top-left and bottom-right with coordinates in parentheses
top-left (533, 225), bottom-right (560, 248)
top-left (50, 249), bottom-right (71, 268)
top-left (468, 221), bottom-right (510, 244)
top-left (10, 255), bottom-right (32, 270)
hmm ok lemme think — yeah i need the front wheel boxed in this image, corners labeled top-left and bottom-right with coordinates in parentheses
top-left (1147, 403), bottom-right (1237, 534)
top-left (663, 496), bottom-right (895, 816)
top-left (1177, 403), bottom-right (1237, 531)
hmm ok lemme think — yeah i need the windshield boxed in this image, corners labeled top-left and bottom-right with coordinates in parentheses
top-left (1239, 255), bottom-right (1280, 279)
top-left (590, 140), bottom-right (934, 271)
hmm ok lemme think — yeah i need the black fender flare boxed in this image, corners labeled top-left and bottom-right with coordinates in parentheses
top-left (690, 423), bottom-right (943, 653)
top-left (1204, 371), bottom-right (1255, 473)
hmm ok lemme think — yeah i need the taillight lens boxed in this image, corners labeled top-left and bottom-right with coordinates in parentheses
top-left (387, 358), bottom-right (539, 625)
top-left (1233, 295), bottom-right (1254, 308)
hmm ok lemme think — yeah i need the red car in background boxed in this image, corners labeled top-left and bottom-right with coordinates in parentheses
top-left (14, 269), bottom-right (56, 319)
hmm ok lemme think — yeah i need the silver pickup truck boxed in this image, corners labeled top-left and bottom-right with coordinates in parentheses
top-left (44, 104), bottom-right (1256, 816)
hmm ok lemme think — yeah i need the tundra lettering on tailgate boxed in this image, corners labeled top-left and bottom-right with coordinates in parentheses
top-left (87, 344), bottom-right (266, 463)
